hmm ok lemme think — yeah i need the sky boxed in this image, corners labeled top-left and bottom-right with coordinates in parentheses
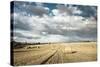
top-left (11, 1), bottom-right (97, 43)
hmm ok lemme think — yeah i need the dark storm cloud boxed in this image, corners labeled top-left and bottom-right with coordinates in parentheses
top-left (42, 22), bottom-right (97, 38)
top-left (14, 31), bottom-right (42, 40)
top-left (75, 5), bottom-right (97, 17)
top-left (13, 14), bottom-right (33, 31)
top-left (28, 6), bottom-right (49, 16)
top-left (14, 19), bottom-right (32, 31)
top-left (13, 1), bottom-right (49, 16)
top-left (14, 32), bottom-right (33, 39)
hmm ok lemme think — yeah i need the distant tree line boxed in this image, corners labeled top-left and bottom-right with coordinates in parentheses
top-left (11, 40), bottom-right (52, 49)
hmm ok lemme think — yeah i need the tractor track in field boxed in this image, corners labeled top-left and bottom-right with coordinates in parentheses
top-left (40, 47), bottom-right (63, 64)
top-left (40, 50), bottom-right (58, 64)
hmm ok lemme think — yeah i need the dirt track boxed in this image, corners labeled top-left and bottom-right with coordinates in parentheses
top-left (13, 42), bottom-right (97, 66)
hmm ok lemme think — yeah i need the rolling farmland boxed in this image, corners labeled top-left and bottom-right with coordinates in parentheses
top-left (13, 42), bottom-right (97, 66)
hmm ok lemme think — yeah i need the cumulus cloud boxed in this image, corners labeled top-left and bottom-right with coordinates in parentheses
top-left (29, 6), bottom-right (49, 16)
top-left (52, 5), bottom-right (82, 16)
top-left (11, 1), bottom-right (97, 43)
top-left (13, 13), bottom-right (34, 31)
top-left (13, 1), bottom-right (49, 16)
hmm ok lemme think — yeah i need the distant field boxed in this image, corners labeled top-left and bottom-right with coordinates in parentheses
top-left (13, 42), bottom-right (97, 66)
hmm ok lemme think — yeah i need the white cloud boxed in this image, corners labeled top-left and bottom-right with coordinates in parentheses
top-left (52, 9), bottom-right (59, 16)
top-left (52, 5), bottom-right (82, 16)
top-left (13, 12), bottom-right (96, 43)
top-left (12, 3), bottom-right (97, 43)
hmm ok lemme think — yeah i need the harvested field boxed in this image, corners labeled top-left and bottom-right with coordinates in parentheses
top-left (13, 42), bottom-right (97, 66)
